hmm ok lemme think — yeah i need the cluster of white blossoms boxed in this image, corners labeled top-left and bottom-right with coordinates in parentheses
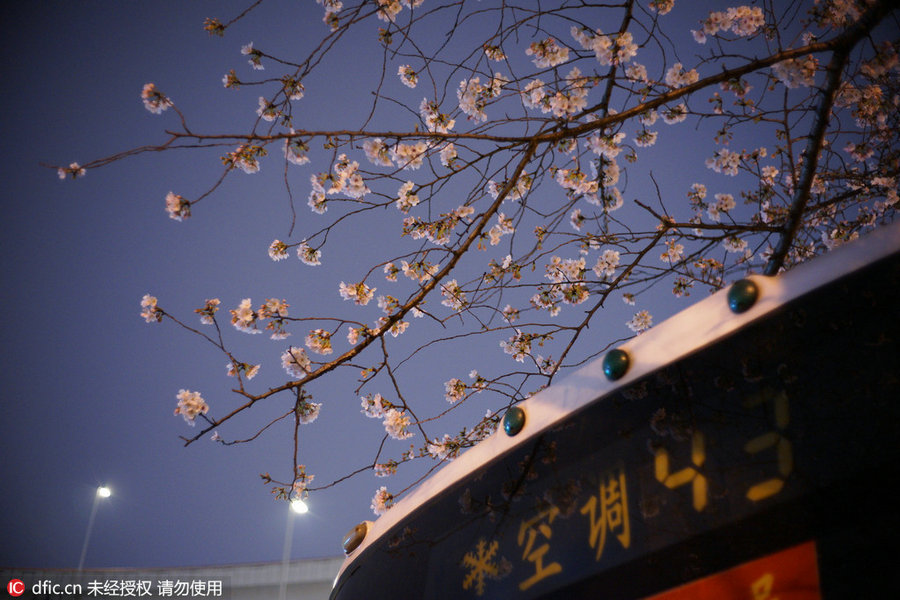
top-left (545, 256), bottom-right (586, 285)
top-left (360, 393), bottom-right (389, 419)
top-left (820, 226), bottom-right (861, 251)
top-left (305, 329), bottom-right (333, 355)
top-left (141, 83), bottom-right (172, 114)
top-left (486, 172), bottom-right (532, 202)
top-left (593, 249), bottom-right (620, 279)
top-left (396, 181), bottom-right (420, 213)
top-left (860, 41), bottom-right (899, 79)
top-left (483, 44), bottom-right (506, 61)
top-left (362, 138), bottom-right (394, 167)
top-left (377, 294), bottom-right (400, 315)
top-left (230, 298), bottom-right (262, 334)
top-left (426, 434), bottom-right (460, 461)
top-left (373, 460), bottom-right (398, 478)
top-left (648, 0), bottom-right (674, 14)
top-left (692, 6), bottom-right (765, 43)
top-left (844, 141), bottom-right (874, 162)
top-left (571, 27), bottom-right (638, 66)
top-left (554, 68), bottom-right (592, 117)
top-left (390, 141), bottom-right (429, 170)
top-left (404, 209), bottom-right (459, 242)
top-left (57, 162), bottom-right (86, 179)
top-left (383, 408), bottom-right (413, 440)
top-left (539, 256), bottom-right (589, 307)
top-left (469, 368), bottom-right (489, 390)
top-left (457, 74), bottom-right (507, 122)
top-left (280, 75), bottom-right (305, 101)
top-left (487, 213), bottom-right (515, 246)
top-left (661, 103), bottom-right (688, 124)
top-left (310, 153), bottom-right (370, 203)
top-left (526, 37), bottom-right (570, 68)
top-left (586, 131), bottom-right (626, 158)
top-left (706, 148), bottom-right (742, 176)
top-left (398, 64), bottom-right (418, 88)
top-left (627, 310), bottom-right (653, 333)
top-left (378, 316), bottom-right (410, 338)
top-left (370, 486), bottom-right (394, 516)
top-left (660, 240), bottom-right (685, 264)
top-left (625, 63), bottom-right (649, 83)
top-left (520, 68), bottom-right (591, 117)
top-left (439, 143), bottom-right (458, 168)
top-left (163, 192), bottom-right (191, 221)
top-left (222, 69), bottom-right (240, 89)
top-left (223, 144), bottom-right (264, 174)
top-left (585, 160), bottom-right (624, 210)
top-left (760, 165), bottom-right (780, 187)
top-left (521, 78), bottom-right (547, 110)
top-left (284, 133), bottom-right (311, 166)
top-left (531, 286), bottom-right (563, 316)
top-left (259, 298), bottom-right (289, 319)
top-left (291, 464), bottom-right (315, 499)
top-left (257, 96), bottom-right (280, 122)
top-left (536, 354), bottom-right (559, 376)
top-left (444, 378), bottom-right (466, 403)
top-left (440, 279), bottom-right (468, 311)
top-left (772, 56), bottom-right (818, 88)
top-left (258, 298), bottom-right (290, 339)
top-left (315, 0), bottom-right (342, 29)
top-left (140, 294), bottom-right (162, 323)
top-left (241, 42), bottom-right (264, 70)
top-left (296, 398), bottom-right (322, 425)
top-left (195, 298), bottom-right (220, 325)
top-left (687, 183), bottom-right (708, 211)
top-left (268, 239), bottom-right (289, 261)
top-left (281, 346), bottom-right (312, 378)
top-left (226, 361), bottom-right (260, 380)
top-left (555, 167), bottom-right (598, 197)
top-left (339, 281), bottom-right (376, 306)
top-left (174, 389), bottom-right (208, 426)
top-left (400, 259), bottom-right (439, 283)
top-left (634, 129), bottom-right (659, 148)
top-left (707, 193), bottom-right (736, 221)
top-left (665, 63), bottom-right (700, 88)
top-left (297, 241), bottom-right (322, 266)
top-left (723, 235), bottom-right (748, 254)
top-left (419, 98), bottom-right (455, 133)
top-left (500, 329), bottom-right (534, 362)
top-left (570, 208), bottom-right (585, 231)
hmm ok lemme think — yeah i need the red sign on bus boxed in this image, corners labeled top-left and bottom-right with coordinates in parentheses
top-left (644, 542), bottom-right (820, 600)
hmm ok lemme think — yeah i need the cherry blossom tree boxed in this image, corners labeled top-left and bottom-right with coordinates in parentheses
top-left (58, 0), bottom-right (898, 515)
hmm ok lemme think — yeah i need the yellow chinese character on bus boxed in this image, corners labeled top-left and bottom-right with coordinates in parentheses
top-left (751, 572), bottom-right (777, 600)
top-left (580, 465), bottom-right (631, 561)
top-left (462, 538), bottom-right (500, 597)
top-left (517, 505), bottom-right (562, 591)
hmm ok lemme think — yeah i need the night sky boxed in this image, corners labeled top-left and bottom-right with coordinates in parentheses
top-left (1, 1), bottom-right (402, 568)
top-left (0, 0), bottom-right (853, 570)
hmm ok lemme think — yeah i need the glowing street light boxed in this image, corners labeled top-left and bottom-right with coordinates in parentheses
top-left (280, 497), bottom-right (308, 600)
top-left (78, 485), bottom-right (111, 571)
top-left (290, 498), bottom-right (309, 514)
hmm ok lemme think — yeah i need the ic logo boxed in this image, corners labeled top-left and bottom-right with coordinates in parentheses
top-left (7, 579), bottom-right (24, 597)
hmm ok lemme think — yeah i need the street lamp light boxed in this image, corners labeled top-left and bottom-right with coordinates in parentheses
top-left (290, 498), bottom-right (308, 514)
top-left (78, 485), bottom-right (111, 571)
top-left (280, 498), bottom-right (308, 600)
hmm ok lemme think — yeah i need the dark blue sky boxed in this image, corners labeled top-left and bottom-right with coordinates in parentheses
top-left (0, 0), bottom-right (403, 568)
top-left (1, 0), bottom-right (807, 570)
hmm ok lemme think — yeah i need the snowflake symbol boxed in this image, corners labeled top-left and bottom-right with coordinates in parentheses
top-left (461, 538), bottom-right (500, 596)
